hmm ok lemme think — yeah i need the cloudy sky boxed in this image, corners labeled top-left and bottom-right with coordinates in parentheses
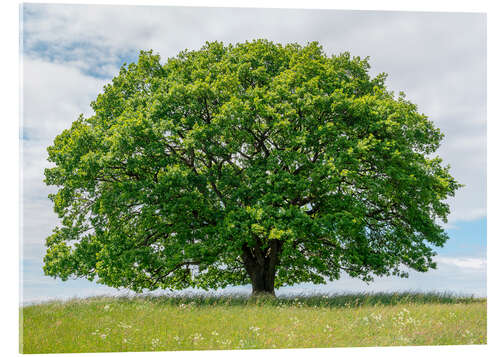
top-left (20, 3), bottom-right (486, 303)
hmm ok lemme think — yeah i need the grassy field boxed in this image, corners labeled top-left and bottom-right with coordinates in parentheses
top-left (20, 292), bottom-right (486, 353)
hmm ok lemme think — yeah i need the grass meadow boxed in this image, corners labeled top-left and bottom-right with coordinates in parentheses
top-left (20, 292), bottom-right (486, 353)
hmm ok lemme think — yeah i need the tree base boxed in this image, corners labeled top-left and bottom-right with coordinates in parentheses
top-left (250, 290), bottom-right (276, 298)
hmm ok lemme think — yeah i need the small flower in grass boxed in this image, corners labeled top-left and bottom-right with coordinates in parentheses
top-left (211, 330), bottom-right (219, 336)
top-left (462, 329), bottom-right (473, 338)
top-left (398, 335), bottom-right (410, 343)
top-left (151, 338), bottom-right (160, 348)
top-left (173, 335), bottom-right (181, 343)
top-left (118, 322), bottom-right (132, 329)
top-left (393, 309), bottom-right (420, 328)
top-left (103, 305), bottom-right (110, 311)
top-left (123, 338), bottom-right (128, 343)
top-left (219, 339), bottom-right (231, 346)
top-left (192, 333), bottom-right (204, 344)
top-left (370, 313), bottom-right (383, 321)
top-left (100, 334), bottom-right (107, 339)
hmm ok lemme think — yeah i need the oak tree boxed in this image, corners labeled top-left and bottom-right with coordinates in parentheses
top-left (44, 40), bottom-right (460, 296)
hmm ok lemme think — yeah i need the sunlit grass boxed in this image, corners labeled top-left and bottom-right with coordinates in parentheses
top-left (20, 292), bottom-right (486, 353)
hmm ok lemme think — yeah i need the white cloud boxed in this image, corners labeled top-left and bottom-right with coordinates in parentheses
top-left (22, 57), bottom-right (107, 140)
top-left (435, 256), bottom-right (486, 270)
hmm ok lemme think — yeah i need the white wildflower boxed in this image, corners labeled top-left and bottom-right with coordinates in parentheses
top-left (371, 313), bottom-right (383, 321)
top-left (118, 322), bottom-right (132, 329)
top-left (192, 333), bottom-right (204, 344)
top-left (151, 338), bottom-right (160, 348)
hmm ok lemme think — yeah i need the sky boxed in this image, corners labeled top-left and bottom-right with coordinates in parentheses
top-left (20, 3), bottom-right (487, 304)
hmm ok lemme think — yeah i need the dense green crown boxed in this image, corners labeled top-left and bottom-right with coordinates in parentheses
top-left (44, 40), bottom-right (460, 292)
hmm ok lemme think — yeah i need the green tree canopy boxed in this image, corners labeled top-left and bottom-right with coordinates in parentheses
top-left (44, 40), bottom-right (460, 295)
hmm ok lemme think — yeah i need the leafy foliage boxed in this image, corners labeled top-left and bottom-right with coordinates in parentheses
top-left (44, 40), bottom-right (460, 293)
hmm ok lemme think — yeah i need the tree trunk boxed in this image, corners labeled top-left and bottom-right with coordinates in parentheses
top-left (241, 240), bottom-right (282, 296)
top-left (248, 264), bottom-right (276, 296)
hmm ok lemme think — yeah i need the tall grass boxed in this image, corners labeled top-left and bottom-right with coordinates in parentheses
top-left (20, 292), bottom-right (486, 354)
top-left (123, 290), bottom-right (481, 307)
